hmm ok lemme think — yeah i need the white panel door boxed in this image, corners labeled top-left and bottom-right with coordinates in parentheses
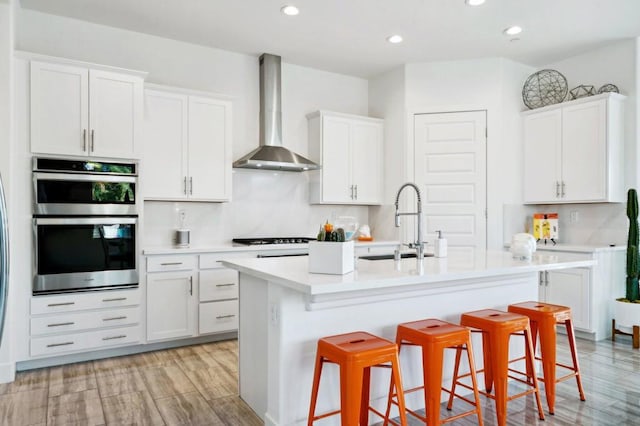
top-left (351, 121), bottom-right (382, 204)
top-left (142, 90), bottom-right (189, 200)
top-left (89, 70), bottom-right (141, 159)
top-left (188, 96), bottom-right (232, 201)
top-left (561, 99), bottom-right (607, 202)
top-left (414, 111), bottom-right (487, 250)
top-left (546, 268), bottom-right (590, 331)
top-left (147, 272), bottom-right (196, 341)
top-left (322, 116), bottom-right (352, 203)
top-left (30, 61), bottom-right (89, 156)
top-left (523, 109), bottom-right (562, 203)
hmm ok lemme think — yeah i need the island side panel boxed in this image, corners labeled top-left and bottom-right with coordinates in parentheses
top-left (262, 273), bottom-right (539, 426)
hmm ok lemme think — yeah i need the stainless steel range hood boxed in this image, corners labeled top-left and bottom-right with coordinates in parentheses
top-left (233, 54), bottom-right (320, 172)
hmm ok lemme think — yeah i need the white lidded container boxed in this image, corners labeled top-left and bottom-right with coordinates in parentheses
top-left (308, 240), bottom-right (355, 274)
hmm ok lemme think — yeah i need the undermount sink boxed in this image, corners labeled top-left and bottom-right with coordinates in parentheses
top-left (359, 253), bottom-right (435, 260)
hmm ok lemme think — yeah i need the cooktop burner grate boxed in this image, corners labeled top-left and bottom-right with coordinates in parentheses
top-left (232, 237), bottom-right (315, 245)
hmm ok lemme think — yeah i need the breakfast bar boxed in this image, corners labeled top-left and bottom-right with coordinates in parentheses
top-left (222, 250), bottom-right (595, 426)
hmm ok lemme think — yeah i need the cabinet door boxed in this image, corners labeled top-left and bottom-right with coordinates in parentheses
top-left (351, 121), bottom-right (382, 204)
top-left (561, 99), bottom-right (607, 202)
top-left (546, 268), bottom-right (590, 331)
top-left (187, 96), bottom-right (232, 201)
top-left (30, 61), bottom-right (89, 156)
top-left (321, 116), bottom-right (352, 203)
top-left (89, 70), bottom-right (142, 159)
top-left (147, 271), bottom-right (196, 341)
top-left (523, 109), bottom-right (562, 203)
top-left (142, 90), bottom-right (189, 199)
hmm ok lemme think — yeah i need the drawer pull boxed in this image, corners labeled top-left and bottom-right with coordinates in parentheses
top-left (47, 302), bottom-right (75, 307)
top-left (215, 283), bottom-right (236, 287)
top-left (47, 322), bottom-right (75, 328)
top-left (216, 314), bottom-right (236, 320)
top-left (103, 316), bottom-right (127, 322)
top-left (160, 262), bottom-right (183, 266)
top-left (102, 335), bottom-right (127, 341)
top-left (102, 297), bottom-right (127, 302)
top-left (47, 341), bottom-right (74, 348)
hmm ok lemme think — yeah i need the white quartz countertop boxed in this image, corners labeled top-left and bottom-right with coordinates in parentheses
top-left (534, 243), bottom-right (624, 253)
top-left (221, 249), bottom-right (596, 296)
top-left (143, 240), bottom-right (400, 255)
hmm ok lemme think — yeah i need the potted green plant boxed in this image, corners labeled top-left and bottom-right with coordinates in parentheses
top-left (613, 188), bottom-right (640, 338)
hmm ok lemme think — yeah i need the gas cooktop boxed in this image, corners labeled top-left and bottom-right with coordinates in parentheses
top-left (232, 237), bottom-right (315, 246)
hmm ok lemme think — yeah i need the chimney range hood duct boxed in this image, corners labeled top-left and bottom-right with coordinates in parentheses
top-left (233, 54), bottom-right (320, 172)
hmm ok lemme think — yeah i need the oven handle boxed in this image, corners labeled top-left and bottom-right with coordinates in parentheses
top-left (33, 172), bottom-right (136, 183)
top-left (34, 217), bottom-right (137, 225)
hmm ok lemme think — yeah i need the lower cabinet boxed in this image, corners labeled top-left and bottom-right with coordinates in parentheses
top-left (538, 268), bottom-right (590, 331)
top-left (146, 271), bottom-right (197, 342)
top-left (29, 289), bottom-right (142, 358)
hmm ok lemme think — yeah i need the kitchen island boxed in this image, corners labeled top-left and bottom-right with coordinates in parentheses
top-left (221, 250), bottom-right (595, 426)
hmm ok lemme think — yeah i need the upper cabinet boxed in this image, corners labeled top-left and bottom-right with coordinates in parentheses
top-left (307, 111), bottom-right (383, 205)
top-left (142, 86), bottom-right (232, 202)
top-left (30, 60), bottom-right (145, 159)
top-left (523, 93), bottom-right (625, 204)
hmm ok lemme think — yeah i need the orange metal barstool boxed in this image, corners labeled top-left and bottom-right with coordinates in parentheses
top-left (457, 309), bottom-right (545, 426)
top-left (508, 301), bottom-right (586, 414)
top-left (385, 319), bottom-right (483, 426)
top-left (308, 331), bottom-right (408, 426)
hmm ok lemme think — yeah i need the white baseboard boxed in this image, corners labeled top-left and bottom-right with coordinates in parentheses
top-left (0, 361), bottom-right (15, 384)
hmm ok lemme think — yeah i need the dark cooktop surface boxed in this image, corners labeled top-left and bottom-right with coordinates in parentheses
top-left (232, 237), bottom-right (315, 245)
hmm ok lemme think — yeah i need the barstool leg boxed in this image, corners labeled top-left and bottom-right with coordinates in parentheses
top-left (524, 326), bottom-right (545, 421)
top-left (423, 344), bottom-right (444, 426)
top-left (565, 318), bottom-right (586, 401)
top-left (340, 364), bottom-right (364, 426)
top-left (360, 367), bottom-right (371, 425)
top-left (465, 341), bottom-right (484, 426)
top-left (307, 354), bottom-right (324, 425)
top-left (538, 316), bottom-right (558, 414)
top-left (526, 320), bottom-right (539, 385)
top-left (390, 353), bottom-right (408, 426)
top-left (481, 332), bottom-right (494, 393)
top-left (488, 329), bottom-right (510, 426)
top-left (446, 346), bottom-right (463, 410)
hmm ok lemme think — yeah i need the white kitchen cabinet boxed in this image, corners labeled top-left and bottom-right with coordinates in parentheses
top-left (146, 271), bottom-right (197, 342)
top-left (142, 86), bottom-right (232, 202)
top-left (538, 269), bottom-right (590, 331)
top-left (307, 111), bottom-right (383, 205)
top-left (30, 60), bottom-right (144, 159)
top-left (523, 93), bottom-right (625, 204)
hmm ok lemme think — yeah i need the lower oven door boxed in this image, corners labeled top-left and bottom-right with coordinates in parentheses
top-left (33, 217), bottom-right (138, 294)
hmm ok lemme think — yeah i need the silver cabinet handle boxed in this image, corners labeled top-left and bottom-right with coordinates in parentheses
top-left (561, 181), bottom-right (566, 197)
top-left (102, 297), bottom-right (126, 302)
top-left (189, 276), bottom-right (193, 296)
top-left (82, 129), bottom-right (87, 152)
top-left (556, 181), bottom-right (560, 197)
top-left (216, 314), bottom-right (236, 320)
top-left (90, 129), bottom-right (95, 152)
top-left (539, 271), bottom-right (543, 286)
top-left (47, 341), bottom-right (74, 348)
top-left (545, 270), bottom-right (549, 286)
top-left (47, 322), bottom-right (75, 327)
top-left (189, 177), bottom-right (193, 195)
top-left (183, 177), bottom-right (187, 195)
top-left (102, 335), bottom-right (126, 341)
top-left (47, 302), bottom-right (75, 307)
top-left (355, 184), bottom-right (358, 200)
top-left (349, 185), bottom-right (354, 199)
top-left (215, 283), bottom-right (235, 287)
top-left (103, 316), bottom-right (127, 322)
top-left (161, 262), bottom-right (183, 266)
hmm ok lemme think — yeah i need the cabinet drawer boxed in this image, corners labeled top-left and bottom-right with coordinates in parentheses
top-left (199, 300), bottom-right (238, 334)
top-left (147, 255), bottom-right (197, 272)
top-left (90, 325), bottom-right (142, 349)
top-left (31, 333), bottom-right (90, 357)
top-left (199, 270), bottom-right (238, 302)
top-left (31, 289), bottom-right (140, 315)
top-left (31, 306), bottom-right (140, 336)
top-left (199, 252), bottom-right (256, 269)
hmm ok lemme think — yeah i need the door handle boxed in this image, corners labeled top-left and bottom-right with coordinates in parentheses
top-left (82, 129), bottom-right (87, 152)
top-left (349, 185), bottom-right (354, 199)
top-left (189, 276), bottom-right (193, 296)
top-left (539, 271), bottom-right (543, 286)
top-left (102, 297), bottom-right (126, 302)
top-left (47, 322), bottom-right (75, 328)
top-left (556, 181), bottom-right (560, 198)
top-left (561, 182), bottom-right (566, 197)
top-left (103, 316), bottom-right (127, 322)
top-left (544, 270), bottom-right (549, 286)
top-left (90, 129), bottom-right (95, 152)
top-left (189, 177), bottom-right (193, 195)
top-left (183, 177), bottom-right (187, 195)
top-left (102, 335), bottom-right (127, 341)
top-left (355, 185), bottom-right (358, 200)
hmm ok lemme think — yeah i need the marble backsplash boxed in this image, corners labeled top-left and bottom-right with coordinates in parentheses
top-left (143, 169), bottom-right (369, 247)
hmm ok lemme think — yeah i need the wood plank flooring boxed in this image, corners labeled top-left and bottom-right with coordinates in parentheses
top-left (0, 336), bottom-right (639, 425)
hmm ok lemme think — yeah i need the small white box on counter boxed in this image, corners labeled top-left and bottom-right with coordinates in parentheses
top-left (308, 240), bottom-right (355, 275)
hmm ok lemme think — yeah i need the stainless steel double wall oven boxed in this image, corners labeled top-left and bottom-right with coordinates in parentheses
top-left (33, 158), bottom-right (139, 294)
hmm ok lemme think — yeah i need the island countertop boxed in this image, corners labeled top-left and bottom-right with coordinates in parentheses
top-left (221, 249), bottom-right (595, 297)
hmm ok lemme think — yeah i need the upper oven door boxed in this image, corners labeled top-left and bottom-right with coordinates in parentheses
top-left (33, 217), bottom-right (138, 294)
top-left (33, 172), bottom-right (137, 216)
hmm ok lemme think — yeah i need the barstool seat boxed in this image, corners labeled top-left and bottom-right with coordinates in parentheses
top-left (308, 331), bottom-right (408, 426)
top-left (458, 309), bottom-right (545, 426)
top-left (508, 301), bottom-right (586, 414)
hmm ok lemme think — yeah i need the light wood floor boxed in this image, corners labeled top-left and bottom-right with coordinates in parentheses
top-left (1, 335), bottom-right (639, 425)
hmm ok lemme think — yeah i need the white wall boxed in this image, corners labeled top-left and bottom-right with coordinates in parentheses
top-left (15, 9), bottom-right (371, 247)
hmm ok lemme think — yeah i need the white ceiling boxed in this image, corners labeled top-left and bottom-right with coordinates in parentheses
top-left (19, 0), bottom-right (640, 78)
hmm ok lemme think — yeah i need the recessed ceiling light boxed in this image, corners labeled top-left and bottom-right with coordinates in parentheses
top-left (281, 5), bottom-right (299, 16)
top-left (503, 26), bottom-right (522, 36)
top-left (465, 0), bottom-right (486, 5)
top-left (386, 35), bottom-right (403, 44)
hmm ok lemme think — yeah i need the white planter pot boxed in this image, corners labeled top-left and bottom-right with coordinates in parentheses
top-left (308, 240), bottom-right (354, 275)
top-left (613, 299), bottom-right (640, 333)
